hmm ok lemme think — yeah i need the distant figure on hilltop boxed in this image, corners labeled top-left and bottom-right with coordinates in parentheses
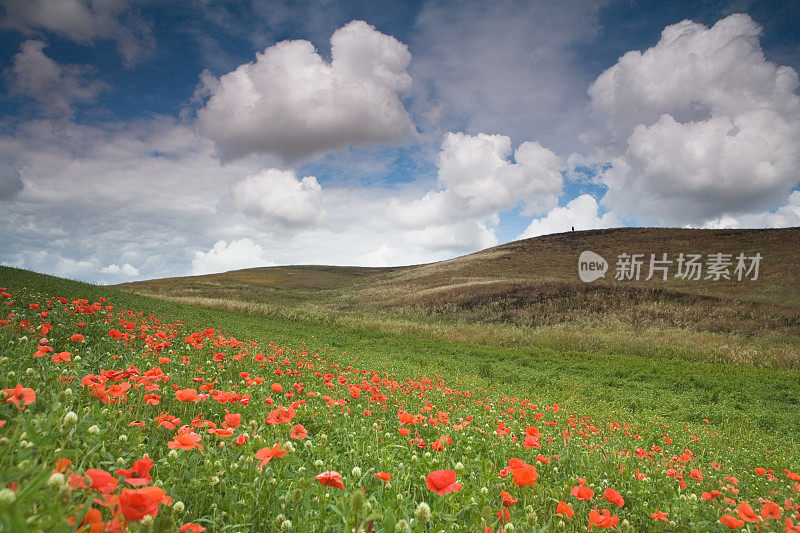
top-left (571, 226), bottom-right (575, 232)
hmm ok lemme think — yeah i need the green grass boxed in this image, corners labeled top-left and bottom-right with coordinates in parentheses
top-left (118, 227), bottom-right (800, 372)
top-left (1, 266), bottom-right (799, 532)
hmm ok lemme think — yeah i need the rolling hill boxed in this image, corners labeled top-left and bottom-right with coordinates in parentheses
top-left (118, 227), bottom-right (800, 369)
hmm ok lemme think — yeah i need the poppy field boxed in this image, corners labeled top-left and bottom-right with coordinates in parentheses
top-left (1, 267), bottom-right (799, 532)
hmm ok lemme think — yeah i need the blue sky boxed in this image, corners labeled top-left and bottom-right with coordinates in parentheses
top-left (0, 0), bottom-right (798, 282)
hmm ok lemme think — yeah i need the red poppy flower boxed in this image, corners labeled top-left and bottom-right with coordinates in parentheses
top-left (52, 352), bottom-right (71, 363)
top-left (604, 488), bottom-right (624, 507)
top-left (119, 486), bottom-right (171, 522)
top-left (588, 507), bottom-right (619, 530)
top-left (571, 485), bottom-right (594, 500)
top-left (3, 384), bottom-right (35, 409)
top-left (761, 501), bottom-right (782, 519)
top-left (507, 458), bottom-right (538, 487)
top-left (167, 432), bottom-right (203, 450)
top-left (316, 471), bottom-right (344, 490)
top-left (54, 458), bottom-right (72, 474)
top-left (426, 470), bottom-right (462, 495)
top-left (556, 501), bottom-right (574, 518)
top-left (289, 424), bottom-right (308, 440)
top-left (224, 410), bottom-right (241, 429)
top-left (85, 469), bottom-right (118, 493)
top-left (70, 334), bottom-right (85, 342)
top-left (180, 524), bottom-right (207, 533)
top-left (719, 515), bottom-right (745, 529)
top-left (374, 472), bottom-right (391, 482)
top-left (500, 490), bottom-right (517, 507)
top-left (651, 509), bottom-right (669, 522)
top-left (175, 388), bottom-right (201, 402)
top-left (737, 502), bottom-right (761, 523)
top-left (116, 455), bottom-right (153, 486)
top-left (255, 443), bottom-right (287, 468)
top-left (208, 427), bottom-right (234, 438)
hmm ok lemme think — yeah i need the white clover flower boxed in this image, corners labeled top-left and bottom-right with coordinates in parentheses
top-left (504, 523), bottom-right (515, 531)
top-left (47, 473), bottom-right (65, 489)
top-left (280, 519), bottom-right (292, 530)
top-left (414, 502), bottom-right (431, 524)
top-left (455, 462), bottom-right (464, 471)
top-left (87, 425), bottom-right (100, 435)
top-left (0, 488), bottom-right (16, 505)
top-left (173, 501), bottom-right (185, 513)
top-left (63, 411), bottom-right (78, 427)
top-left (351, 466), bottom-right (362, 478)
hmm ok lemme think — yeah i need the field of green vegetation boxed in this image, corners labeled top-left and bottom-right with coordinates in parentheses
top-left (1, 245), bottom-right (799, 531)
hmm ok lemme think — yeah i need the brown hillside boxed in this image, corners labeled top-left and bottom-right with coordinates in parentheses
top-left (118, 227), bottom-right (800, 338)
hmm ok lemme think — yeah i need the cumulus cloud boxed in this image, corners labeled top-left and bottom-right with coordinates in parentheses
top-left (190, 238), bottom-right (277, 275)
top-left (380, 131), bottom-right (564, 257)
top-left (219, 168), bottom-right (324, 229)
top-left (1, 0), bottom-right (155, 66)
top-left (7, 40), bottom-right (108, 117)
top-left (519, 194), bottom-right (621, 239)
top-left (196, 20), bottom-right (415, 163)
top-left (436, 132), bottom-right (563, 216)
top-left (361, 243), bottom-right (397, 267)
top-left (587, 14), bottom-right (800, 225)
top-left (100, 263), bottom-right (140, 276)
top-left (391, 132), bottom-right (563, 235)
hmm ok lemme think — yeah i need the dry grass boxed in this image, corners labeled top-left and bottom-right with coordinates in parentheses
top-left (118, 227), bottom-right (800, 368)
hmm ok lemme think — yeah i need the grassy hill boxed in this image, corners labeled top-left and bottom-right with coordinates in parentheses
top-left (118, 227), bottom-right (800, 369)
top-left (2, 263), bottom-right (800, 530)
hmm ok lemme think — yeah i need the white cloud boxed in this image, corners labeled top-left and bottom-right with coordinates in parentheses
top-left (399, 220), bottom-right (498, 253)
top-left (698, 190), bottom-right (800, 229)
top-left (519, 194), bottom-right (621, 239)
top-left (196, 20), bottom-right (415, 163)
top-left (587, 14), bottom-right (800, 225)
top-left (190, 238), bottom-right (277, 275)
top-left (218, 168), bottom-right (324, 229)
top-left (361, 244), bottom-right (396, 267)
top-left (1, 0), bottom-right (154, 66)
top-left (390, 132), bottom-right (564, 251)
top-left (8, 40), bottom-right (108, 117)
top-left (381, 131), bottom-right (564, 257)
top-left (100, 263), bottom-right (140, 276)
top-left (436, 132), bottom-right (563, 217)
